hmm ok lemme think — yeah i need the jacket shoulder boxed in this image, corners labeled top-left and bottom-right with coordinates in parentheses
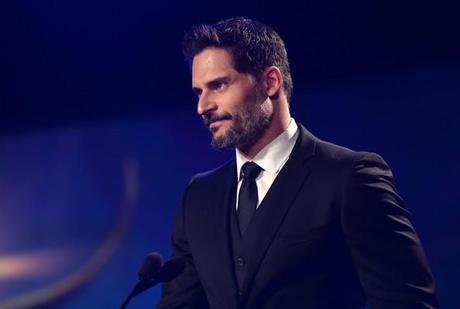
top-left (187, 159), bottom-right (235, 188)
top-left (314, 138), bottom-right (361, 167)
top-left (313, 134), bottom-right (385, 163)
top-left (309, 136), bottom-right (391, 184)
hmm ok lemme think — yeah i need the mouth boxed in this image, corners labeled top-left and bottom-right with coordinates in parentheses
top-left (208, 119), bottom-right (227, 131)
top-left (205, 114), bottom-right (231, 130)
top-left (209, 119), bottom-right (224, 126)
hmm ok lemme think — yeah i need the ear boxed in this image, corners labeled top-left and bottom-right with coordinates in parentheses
top-left (263, 66), bottom-right (283, 98)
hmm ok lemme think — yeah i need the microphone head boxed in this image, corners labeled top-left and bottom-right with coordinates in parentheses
top-left (138, 252), bottom-right (163, 280)
top-left (156, 257), bottom-right (185, 283)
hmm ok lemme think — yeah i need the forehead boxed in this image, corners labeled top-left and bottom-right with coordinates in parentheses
top-left (192, 48), bottom-right (237, 85)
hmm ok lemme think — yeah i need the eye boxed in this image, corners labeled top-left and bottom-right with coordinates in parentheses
top-left (192, 88), bottom-right (202, 98)
top-left (210, 80), bottom-right (228, 92)
top-left (215, 82), bottom-right (225, 90)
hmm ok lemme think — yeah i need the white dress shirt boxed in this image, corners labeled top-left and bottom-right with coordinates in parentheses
top-left (235, 119), bottom-right (299, 210)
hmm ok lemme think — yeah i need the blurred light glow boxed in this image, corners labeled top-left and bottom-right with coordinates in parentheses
top-left (0, 249), bottom-right (74, 281)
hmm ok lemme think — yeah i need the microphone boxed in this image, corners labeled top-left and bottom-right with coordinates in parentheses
top-left (120, 254), bottom-right (185, 308)
top-left (120, 253), bottom-right (163, 309)
top-left (139, 252), bottom-right (164, 281)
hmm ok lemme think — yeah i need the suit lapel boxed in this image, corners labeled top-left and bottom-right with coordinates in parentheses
top-left (212, 161), bottom-right (240, 305)
top-left (240, 125), bottom-right (317, 295)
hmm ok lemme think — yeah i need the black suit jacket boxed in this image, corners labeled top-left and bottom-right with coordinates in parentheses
top-left (158, 125), bottom-right (438, 308)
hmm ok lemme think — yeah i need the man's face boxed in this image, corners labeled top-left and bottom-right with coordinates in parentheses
top-left (192, 48), bottom-right (273, 150)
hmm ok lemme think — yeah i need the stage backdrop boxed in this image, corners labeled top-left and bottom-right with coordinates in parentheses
top-left (0, 62), bottom-right (458, 308)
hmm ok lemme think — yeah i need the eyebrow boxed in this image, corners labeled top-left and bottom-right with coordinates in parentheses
top-left (192, 76), bottom-right (231, 94)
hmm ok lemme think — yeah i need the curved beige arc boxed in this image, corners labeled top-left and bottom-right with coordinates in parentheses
top-left (0, 159), bottom-right (139, 309)
top-left (0, 249), bottom-right (77, 281)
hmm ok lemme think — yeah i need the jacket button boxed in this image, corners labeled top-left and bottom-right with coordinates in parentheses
top-left (236, 257), bottom-right (245, 267)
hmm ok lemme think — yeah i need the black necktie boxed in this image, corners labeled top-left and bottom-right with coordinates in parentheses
top-left (238, 162), bottom-right (263, 235)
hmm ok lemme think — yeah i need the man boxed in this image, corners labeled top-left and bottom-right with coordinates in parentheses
top-left (157, 17), bottom-right (438, 308)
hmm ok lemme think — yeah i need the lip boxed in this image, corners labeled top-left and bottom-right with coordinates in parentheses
top-left (209, 119), bottom-right (226, 129)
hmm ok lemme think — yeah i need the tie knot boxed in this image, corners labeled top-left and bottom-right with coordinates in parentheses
top-left (241, 162), bottom-right (262, 181)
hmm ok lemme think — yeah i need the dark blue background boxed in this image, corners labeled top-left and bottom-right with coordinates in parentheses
top-left (1, 0), bottom-right (458, 307)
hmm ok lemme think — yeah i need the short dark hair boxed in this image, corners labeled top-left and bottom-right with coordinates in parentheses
top-left (182, 17), bottom-right (293, 102)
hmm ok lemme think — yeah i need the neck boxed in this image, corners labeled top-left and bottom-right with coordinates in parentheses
top-left (238, 100), bottom-right (291, 160)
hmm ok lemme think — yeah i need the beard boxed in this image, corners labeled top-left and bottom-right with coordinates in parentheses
top-left (205, 96), bottom-right (273, 150)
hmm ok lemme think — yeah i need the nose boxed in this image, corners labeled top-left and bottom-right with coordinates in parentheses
top-left (197, 91), bottom-right (217, 116)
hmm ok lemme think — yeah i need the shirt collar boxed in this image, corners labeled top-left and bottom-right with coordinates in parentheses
top-left (236, 118), bottom-right (299, 180)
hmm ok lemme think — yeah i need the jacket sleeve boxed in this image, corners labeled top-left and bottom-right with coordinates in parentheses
top-left (157, 179), bottom-right (209, 309)
top-left (341, 152), bottom-right (439, 308)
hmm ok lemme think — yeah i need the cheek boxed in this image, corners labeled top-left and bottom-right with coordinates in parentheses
top-left (221, 84), bottom-right (258, 116)
top-left (260, 99), bottom-right (273, 116)
top-left (219, 97), bottom-right (242, 117)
